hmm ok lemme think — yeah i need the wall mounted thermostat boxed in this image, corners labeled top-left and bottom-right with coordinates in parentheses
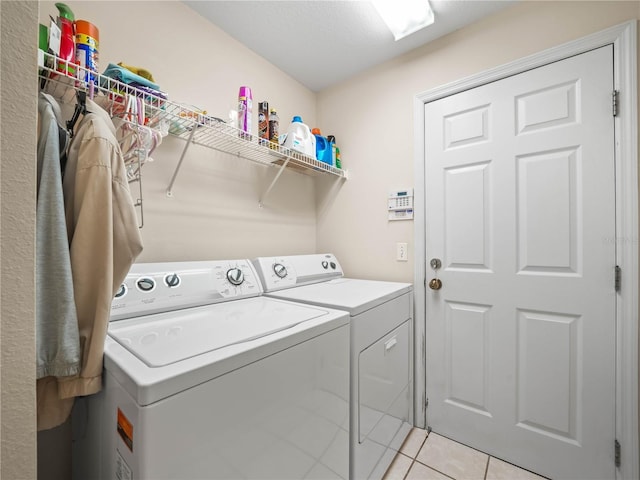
top-left (388, 188), bottom-right (414, 221)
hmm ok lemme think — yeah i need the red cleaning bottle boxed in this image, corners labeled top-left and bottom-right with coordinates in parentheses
top-left (55, 3), bottom-right (76, 75)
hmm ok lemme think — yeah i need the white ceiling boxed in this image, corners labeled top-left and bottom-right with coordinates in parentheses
top-left (184, 0), bottom-right (518, 92)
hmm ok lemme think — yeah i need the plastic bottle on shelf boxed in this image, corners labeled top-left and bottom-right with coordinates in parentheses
top-left (268, 109), bottom-right (280, 149)
top-left (327, 135), bottom-right (338, 168)
top-left (311, 128), bottom-right (332, 165)
top-left (282, 116), bottom-right (316, 158)
top-left (237, 86), bottom-right (252, 138)
top-left (75, 19), bottom-right (99, 84)
top-left (55, 3), bottom-right (76, 75)
top-left (335, 146), bottom-right (342, 169)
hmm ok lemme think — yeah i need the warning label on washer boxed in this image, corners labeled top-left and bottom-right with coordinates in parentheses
top-left (116, 449), bottom-right (133, 480)
top-left (117, 408), bottom-right (133, 452)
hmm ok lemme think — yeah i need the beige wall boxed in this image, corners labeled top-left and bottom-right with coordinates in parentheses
top-left (1, 1), bottom-right (39, 479)
top-left (317, 1), bottom-right (640, 283)
top-left (11, 1), bottom-right (639, 479)
top-left (39, 1), bottom-right (320, 263)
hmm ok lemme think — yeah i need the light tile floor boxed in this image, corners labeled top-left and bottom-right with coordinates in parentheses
top-left (383, 428), bottom-right (548, 480)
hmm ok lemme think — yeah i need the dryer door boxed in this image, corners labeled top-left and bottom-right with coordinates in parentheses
top-left (358, 319), bottom-right (411, 445)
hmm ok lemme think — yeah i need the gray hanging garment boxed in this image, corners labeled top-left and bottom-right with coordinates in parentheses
top-left (36, 92), bottom-right (81, 379)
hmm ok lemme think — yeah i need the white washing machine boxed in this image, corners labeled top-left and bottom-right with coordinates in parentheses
top-left (253, 254), bottom-right (413, 480)
top-left (72, 259), bottom-right (350, 480)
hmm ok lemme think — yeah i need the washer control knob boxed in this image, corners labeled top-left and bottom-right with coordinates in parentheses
top-left (164, 273), bottom-right (181, 288)
top-left (115, 284), bottom-right (127, 299)
top-left (136, 277), bottom-right (155, 292)
top-left (226, 268), bottom-right (244, 286)
top-left (321, 261), bottom-right (329, 269)
top-left (273, 263), bottom-right (287, 278)
top-left (330, 262), bottom-right (337, 270)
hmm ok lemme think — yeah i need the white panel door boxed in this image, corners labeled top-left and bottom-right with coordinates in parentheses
top-left (424, 46), bottom-right (615, 480)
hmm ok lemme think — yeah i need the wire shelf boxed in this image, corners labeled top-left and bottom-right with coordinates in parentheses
top-left (38, 52), bottom-right (347, 198)
top-left (38, 52), bottom-right (167, 126)
top-left (172, 120), bottom-right (344, 176)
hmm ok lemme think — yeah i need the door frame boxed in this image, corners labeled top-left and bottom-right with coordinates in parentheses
top-left (413, 21), bottom-right (637, 479)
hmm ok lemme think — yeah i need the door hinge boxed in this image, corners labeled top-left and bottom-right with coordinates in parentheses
top-left (425, 396), bottom-right (429, 409)
top-left (615, 265), bottom-right (621, 292)
top-left (615, 439), bottom-right (621, 468)
top-left (613, 90), bottom-right (619, 117)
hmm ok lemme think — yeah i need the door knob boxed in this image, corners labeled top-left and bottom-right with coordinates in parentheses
top-left (429, 278), bottom-right (442, 290)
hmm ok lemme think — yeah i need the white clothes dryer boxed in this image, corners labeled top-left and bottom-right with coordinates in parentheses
top-left (253, 254), bottom-right (413, 480)
top-left (72, 260), bottom-right (350, 480)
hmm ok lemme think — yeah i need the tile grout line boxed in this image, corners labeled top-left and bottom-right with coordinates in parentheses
top-left (400, 429), bottom-right (429, 480)
top-left (402, 457), bottom-right (416, 480)
top-left (403, 430), bottom-right (428, 480)
top-left (434, 431), bottom-right (495, 457)
top-left (402, 430), bottom-right (548, 480)
top-left (412, 457), bottom-right (458, 480)
top-left (429, 431), bottom-right (506, 480)
top-left (412, 431), bottom-right (457, 480)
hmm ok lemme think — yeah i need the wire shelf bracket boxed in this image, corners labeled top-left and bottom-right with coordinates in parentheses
top-left (259, 157), bottom-right (291, 208)
top-left (166, 125), bottom-right (197, 197)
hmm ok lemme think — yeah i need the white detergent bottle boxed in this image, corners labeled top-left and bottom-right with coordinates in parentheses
top-left (282, 116), bottom-right (316, 157)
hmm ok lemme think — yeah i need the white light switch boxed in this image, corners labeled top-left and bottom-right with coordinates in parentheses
top-left (397, 243), bottom-right (408, 261)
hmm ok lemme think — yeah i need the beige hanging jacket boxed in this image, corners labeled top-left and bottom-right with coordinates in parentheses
top-left (37, 98), bottom-right (143, 430)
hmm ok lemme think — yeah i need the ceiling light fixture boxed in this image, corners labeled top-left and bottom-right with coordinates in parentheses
top-left (371, 0), bottom-right (435, 41)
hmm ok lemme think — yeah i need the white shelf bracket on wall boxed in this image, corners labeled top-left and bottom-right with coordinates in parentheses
top-left (259, 158), bottom-right (291, 208)
top-left (166, 125), bottom-right (197, 197)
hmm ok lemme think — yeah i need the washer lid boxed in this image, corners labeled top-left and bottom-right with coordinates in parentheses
top-left (266, 278), bottom-right (412, 316)
top-left (108, 296), bottom-right (328, 367)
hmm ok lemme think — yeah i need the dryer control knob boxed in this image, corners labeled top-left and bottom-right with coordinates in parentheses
top-left (115, 284), bottom-right (127, 298)
top-left (164, 273), bottom-right (181, 288)
top-left (273, 263), bottom-right (287, 278)
top-left (321, 261), bottom-right (329, 269)
top-left (136, 277), bottom-right (155, 292)
top-left (226, 268), bottom-right (244, 286)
